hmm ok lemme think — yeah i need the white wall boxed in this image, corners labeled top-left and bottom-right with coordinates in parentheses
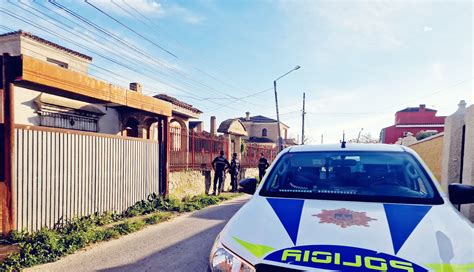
top-left (0, 34), bottom-right (91, 74)
top-left (98, 107), bottom-right (121, 134)
top-left (242, 121), bottom-right (289, 143)
top-left (13, 86), bottom-right (121, 135)
top-left (14, 86), bottom-right (41, 126)
top-left (441, 102), bottom-right (474, 221)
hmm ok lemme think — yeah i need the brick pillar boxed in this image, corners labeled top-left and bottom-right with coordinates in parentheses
top-left (235, 136), bottom-right (242, 161)
top-left (1, 54), bottom-right (18, 237)
top-left (163, 117), bottom-right (170, 196)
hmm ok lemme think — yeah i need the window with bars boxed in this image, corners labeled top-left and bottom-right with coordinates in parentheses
top-left (35, 94), bottom-right (105, 132)
top-left (38, 111), bottom-right (99, 132)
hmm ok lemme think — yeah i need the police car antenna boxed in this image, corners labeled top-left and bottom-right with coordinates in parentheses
top-left (340, 131), bottom-right (347, 148)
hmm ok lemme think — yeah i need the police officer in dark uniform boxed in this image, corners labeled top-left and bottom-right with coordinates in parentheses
top-left (211, 150), bottom-right (230, 195)
top-left (229, 153), bottom-right (240, 192)
top-left (258, 152), bottom-right (270, 181)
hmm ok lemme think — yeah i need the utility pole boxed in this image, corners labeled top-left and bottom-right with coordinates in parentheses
top-left (321, 134), bottom-right (324, 144)
top-left (273, 65), bottom-right (301, 151)
top-left (357, 128), bottom-right (364, 143)
top-left (301, 92), bottom-right (306, 145)
top-left (273, 80), bottom-right (282, 150)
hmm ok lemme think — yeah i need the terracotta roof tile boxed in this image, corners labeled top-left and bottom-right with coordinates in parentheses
top-left (153, 94), bottom-right (202, 114)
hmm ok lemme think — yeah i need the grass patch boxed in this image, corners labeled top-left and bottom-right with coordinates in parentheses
top-left (0, 193), bottom-right (241, 272)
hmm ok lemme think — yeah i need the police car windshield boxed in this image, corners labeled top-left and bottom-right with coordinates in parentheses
top-left (260, 151), bottom-right (443, 204)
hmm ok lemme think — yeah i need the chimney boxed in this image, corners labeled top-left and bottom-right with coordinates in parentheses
top-left (196, 122), bottom-right (203, 133)
top-left (419, 104), bottom-right (426, 112)
top-left (210, 116), bottom-right (217, 136)
top-left (129, 82), bottom-right (142, 93)
top-left (245, 111), bottom-right (250, 121)
top-left (453, 100), bottom-right (467, 115)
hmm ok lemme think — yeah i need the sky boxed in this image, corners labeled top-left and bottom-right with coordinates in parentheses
top-left (0, 0), bottom-right (472, 143)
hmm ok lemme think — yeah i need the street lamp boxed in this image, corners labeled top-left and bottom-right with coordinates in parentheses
top-left (274, 65), bottom-right (301, 151)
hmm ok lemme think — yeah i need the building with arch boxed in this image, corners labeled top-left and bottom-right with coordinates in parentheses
top-left (0, 31), bottom-right (182, 236)
top-left (238, 111), bottom-right (292, 147)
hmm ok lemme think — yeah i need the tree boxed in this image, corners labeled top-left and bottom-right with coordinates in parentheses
top-left (416, 131), bottom-right (438, 141)
top-left (348, 132), bottom-right (379, 144)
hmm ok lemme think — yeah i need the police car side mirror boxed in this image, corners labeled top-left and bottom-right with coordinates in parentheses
top-left (449, 183), bottom-right (474, 205)
top-left (239, 178), bottom-right (257, 195)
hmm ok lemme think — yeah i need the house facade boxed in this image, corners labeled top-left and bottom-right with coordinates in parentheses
top-left (0, 31), bottom-right (175, 236)
top-left (239, 112), bottom-right (290, 147)
top-left (380, 104), bottom-right (446, 144)
top-left (0, 31), bottom-right (173, 138)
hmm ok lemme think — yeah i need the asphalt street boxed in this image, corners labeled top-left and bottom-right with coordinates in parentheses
top-left (26, 195), bottom-right (250, 272)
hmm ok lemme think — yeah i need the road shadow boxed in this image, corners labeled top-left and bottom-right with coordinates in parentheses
top-left (98, 198), bottom-right (249, 272)
top-left (190, 197), bottom-right (249, 221)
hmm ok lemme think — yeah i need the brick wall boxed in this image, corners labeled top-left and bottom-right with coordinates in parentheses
top-left (409, 133), bottom-right (444, 181)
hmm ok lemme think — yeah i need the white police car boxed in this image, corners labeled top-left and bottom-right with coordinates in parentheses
top-left (209, 144), bottom-right (474, 272)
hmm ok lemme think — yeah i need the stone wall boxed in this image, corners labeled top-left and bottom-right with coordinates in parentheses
top-left (169, 168), bottom-right (260, 199)
top-left (409, 133), bottom-right (444, 181)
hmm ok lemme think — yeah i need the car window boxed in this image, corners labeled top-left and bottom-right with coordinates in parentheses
top-left (260, 151), bottom-right (443, 205)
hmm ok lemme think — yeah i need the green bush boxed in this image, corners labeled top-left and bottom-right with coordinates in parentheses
top-left (0, 192), bottom-right (240, 271)
top-left (144, 214), bottom-right (161, 225)
top-left (112, 220), bottom-right (145, 235)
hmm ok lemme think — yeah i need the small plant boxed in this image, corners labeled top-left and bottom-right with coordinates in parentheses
top-left (113, 220), bottom-right (145, 235)
top-left (0, 192), bottom-right (241, 271)
top-left (144, 214), bottom-right (161, 225)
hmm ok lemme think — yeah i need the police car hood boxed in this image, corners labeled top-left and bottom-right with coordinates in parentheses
top-left (220, 196), bottom-right (474, 271)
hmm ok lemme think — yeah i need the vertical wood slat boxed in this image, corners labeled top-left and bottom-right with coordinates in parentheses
top-left (13, 126), bottom-right (160, 232)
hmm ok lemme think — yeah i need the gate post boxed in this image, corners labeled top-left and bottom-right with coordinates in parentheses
top-left (163, 117), bottom-right (170, 196)
top-left (191, 131), bottom-right (195, 168)
top-left (1, 53), bottom-right (18, 237)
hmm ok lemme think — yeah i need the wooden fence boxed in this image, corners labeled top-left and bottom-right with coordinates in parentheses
top-left (13, 125), bottom-right (161, 232)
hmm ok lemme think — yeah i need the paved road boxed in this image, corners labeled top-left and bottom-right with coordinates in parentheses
top-left (27, 195), bottom-right (250, 272)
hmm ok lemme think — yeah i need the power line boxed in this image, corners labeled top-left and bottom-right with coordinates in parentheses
top-left (84, 0), bottom-right (178, 58)
top-left (0, 7), bottom-right (241, 113)
top-left (0, 25), bottom-right (14, 32)
top-left (371, 78), bottom-right (473, 113)
top-left (35, 0), bottom-right (267, 109)
top-left (2, 3), bottom-right (265, 115)
top-left (14, 1), bottom-right (251, 111)
top-left (42, 0), bottom-right (215, 97)
top-left (118, 0), bottom-right (260, 97)
top-left (3, 2), bottom-right (292, 123)
top-left (82, 0), bottom-right (265, 108)
top-left (205, 87), bottom-right (273, 112)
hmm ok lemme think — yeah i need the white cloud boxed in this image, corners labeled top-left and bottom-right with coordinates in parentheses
top-left (88, 0), bottom-right (204, 25)
top-left (423, 26), bottom-right (433, 32)
top-left (88, 0), bottom-right (164, 17)
top-left (277, 1), bottom-right (432, 50)
top-left (167, 4), bottom-right (204, 25)
top-left (125, 0), bottom-right (163, 14)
